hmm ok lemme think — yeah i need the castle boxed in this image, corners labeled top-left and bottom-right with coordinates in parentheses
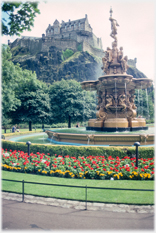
top-left (9, 15), bottom-right (104, 57)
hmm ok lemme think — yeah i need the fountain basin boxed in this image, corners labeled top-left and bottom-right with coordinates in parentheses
top-left (45, 128), bottom-right (154, 146)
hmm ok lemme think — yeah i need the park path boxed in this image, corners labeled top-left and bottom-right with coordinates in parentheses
top-left (2, 192), bottom-right (155, 230)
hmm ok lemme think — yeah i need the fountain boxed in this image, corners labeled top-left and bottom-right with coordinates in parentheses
top-left (45, 8), bottom-right (154, 146)
top-left (81, 8), bottom-right (152, 132)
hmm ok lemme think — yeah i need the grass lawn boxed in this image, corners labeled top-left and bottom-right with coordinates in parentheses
top-left (2, 170), bottom-right (154, 205)
top-left (2, 128), bottom-right (42, 134)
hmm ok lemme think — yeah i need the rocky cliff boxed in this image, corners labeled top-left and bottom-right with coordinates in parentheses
top-left (10, 45), bottom-right (147, 84)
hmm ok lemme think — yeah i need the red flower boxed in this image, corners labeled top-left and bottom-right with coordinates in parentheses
top-left (73, 166), bottom-right (76, 169)
top-left (150, 162), bottom-right (154, 165)
top-left (103, 168), bottom-right (106, 171)
top-left (134, 167), bottom-right (138, 169)
top-left (141, 168), bottom-right (144, 172)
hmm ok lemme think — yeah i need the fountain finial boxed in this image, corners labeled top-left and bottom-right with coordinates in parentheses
top-left (110, 6), bottom-right (113, 17)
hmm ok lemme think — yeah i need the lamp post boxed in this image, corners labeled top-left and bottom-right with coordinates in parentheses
top-left (134, 142), bottom-right (140, 167)
top-left (26, 141), bottom-right (31, 160)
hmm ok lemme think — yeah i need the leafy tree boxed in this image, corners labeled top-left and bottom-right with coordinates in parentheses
top-left (2, 45), bottom-right (21, 121)
top-left (49, 79), bottom-right (96, 128)
top-left (2, 44), bottom-right (51, 131)
top-left (2, 2), bottom-right (40, 36)
top-left (10, 79), bottom-right (51, 131)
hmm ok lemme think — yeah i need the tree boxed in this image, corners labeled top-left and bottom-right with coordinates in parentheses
top-left (2, 44), bottom-right (22, 124)
top-left (10, 79), bottom-right (51, 131)
top-left (2, 2), bottom-right (40, 36)
top-left (2, 44), bottom-right (51, 131)
top-left (49, 79), bottom-right (96, 128)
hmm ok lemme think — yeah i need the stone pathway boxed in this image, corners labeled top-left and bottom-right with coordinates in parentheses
top-left (2, 192), bottom-right (154, 214)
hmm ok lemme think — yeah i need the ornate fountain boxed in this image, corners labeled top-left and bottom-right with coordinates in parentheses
top-left (81, 8), bottom-right (153, 132)
top-left (45, 9), bottom-right (154, 146)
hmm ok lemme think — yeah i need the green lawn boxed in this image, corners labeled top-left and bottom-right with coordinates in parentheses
top-left (2, 128), bottom-right (42, 134)
top-left (2, 171), bottom-right (154, 205)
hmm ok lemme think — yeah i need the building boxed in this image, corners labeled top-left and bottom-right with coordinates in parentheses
top-left (44, 14), bottom-right (103, 50)
top-left (9, 15), bottom-right (104, 57)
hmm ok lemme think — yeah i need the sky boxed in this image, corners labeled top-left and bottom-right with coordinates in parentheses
top-left (1, 0), bottom-right (156, 82)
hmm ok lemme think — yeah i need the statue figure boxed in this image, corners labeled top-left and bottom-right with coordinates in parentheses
top-left (111, 41), bottom-right (118, 63)
top-left (102, 47), bottom-right (112, 74)
top-left (105, 94), bottom-right (113, 110)
top-left (118, 47), bottom-right (123, 62)
top-left (118, 94), bottom-right (126, 111)
top-left (117, 47), bottom-right (129, 73)
top-left (96, 96), bottom-right (102, 110)
top-left (129, 94), bottom-right (137, 109)
top-left (109, 16), bottom-right (119, 42)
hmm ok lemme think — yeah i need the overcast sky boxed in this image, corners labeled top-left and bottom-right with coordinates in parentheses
top-left (1, 0), bottom-right (155, 82)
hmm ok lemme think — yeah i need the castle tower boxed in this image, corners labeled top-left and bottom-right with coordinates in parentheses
top-left (53, 19), bottom-right (61, 34)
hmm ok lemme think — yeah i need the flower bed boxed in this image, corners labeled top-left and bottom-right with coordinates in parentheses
top-left (1, 148), bottom-right (154, 180)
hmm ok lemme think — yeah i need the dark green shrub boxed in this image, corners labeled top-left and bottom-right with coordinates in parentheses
top-left (77, 43), bottom-right (82, 51)
top-left (62, 49), bottom-right (74, 60)
top-left (2, 140), bottom-right (154, 159)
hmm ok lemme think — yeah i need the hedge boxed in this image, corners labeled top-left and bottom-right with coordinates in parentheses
top-left (1, 140), bottom-right (154, 159)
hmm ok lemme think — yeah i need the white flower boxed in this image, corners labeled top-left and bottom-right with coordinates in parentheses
top-left (41, 160), bottom-right (46, 163)
top-left (12, 163), bottom-right (17, 167)
top-left (124, 164), bottom-right (129, 167)
top-left (4, 153), bottom-right (9, 157)
top-left (110, 177), bottom-right (114, 180)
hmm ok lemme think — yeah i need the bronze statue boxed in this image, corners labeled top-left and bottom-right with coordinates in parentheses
top-left (109, 16), bottom-right (119, 42)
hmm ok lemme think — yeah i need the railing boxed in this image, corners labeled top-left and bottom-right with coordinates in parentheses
top-left (2, 179), bottom-right (154, 210)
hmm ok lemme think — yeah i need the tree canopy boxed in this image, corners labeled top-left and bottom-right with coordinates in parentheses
top-left (49, 79), bottom-right (96, 127)
top-left (2, 2), bottom-right (40, 36)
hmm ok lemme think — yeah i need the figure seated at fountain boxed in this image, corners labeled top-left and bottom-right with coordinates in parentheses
top-left (117, 47), bottom-right (129, 74)
top-left (118, 94), bottom-right (126, 111)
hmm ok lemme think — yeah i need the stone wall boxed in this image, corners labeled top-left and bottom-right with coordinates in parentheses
top-left (82, 41), bottom-right (104, 57)
top-left (10, 33), bottom-right (104, 58)
top-left (128, 58), bottom-right (137, 68)
top-left (10, 37), bottom-right (42, 55)
top-left (41, 38), bottom-right (78, 52)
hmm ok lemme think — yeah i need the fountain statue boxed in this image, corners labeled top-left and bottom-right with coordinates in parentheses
top-left (81, 7), bottom-right (153, 132)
